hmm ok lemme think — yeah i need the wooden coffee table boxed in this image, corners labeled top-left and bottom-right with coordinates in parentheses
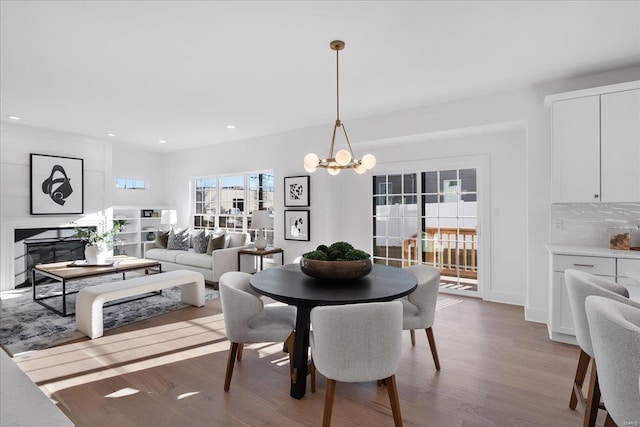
top-left (32, 256), bottom-right (161, 316)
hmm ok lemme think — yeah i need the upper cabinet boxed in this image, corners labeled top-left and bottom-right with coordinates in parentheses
top-left (545, 81), bottom-right (640, 203)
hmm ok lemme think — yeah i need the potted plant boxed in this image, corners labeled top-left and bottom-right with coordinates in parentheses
top-left (74, 222), bottom-right (124, 264)
top-left (301, 241), bottom-right (372, 280)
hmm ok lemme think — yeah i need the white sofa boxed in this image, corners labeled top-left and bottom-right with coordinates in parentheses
top-left (144, 231), bottom-right (251, 287)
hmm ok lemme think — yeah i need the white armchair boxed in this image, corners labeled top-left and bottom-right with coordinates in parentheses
top-left (219, 271), bottom-right (296, 391)
top-left (401, 264), bottom-right (441, 370)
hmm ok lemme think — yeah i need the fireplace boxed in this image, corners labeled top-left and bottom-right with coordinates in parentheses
top-left (15, 227), bottom-right (92, 288)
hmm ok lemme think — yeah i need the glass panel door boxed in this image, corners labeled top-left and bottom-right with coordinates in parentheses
top-left (372, 162), bottom-right (483, 297)
top-left (422, 168), bottom-right (478, 294)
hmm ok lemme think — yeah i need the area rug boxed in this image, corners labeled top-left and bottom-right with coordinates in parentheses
top-left (0, 274), bottom-right (218, 356)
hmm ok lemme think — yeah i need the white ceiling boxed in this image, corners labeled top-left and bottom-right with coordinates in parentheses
top-left (1, 1), bottom-right (639, 152)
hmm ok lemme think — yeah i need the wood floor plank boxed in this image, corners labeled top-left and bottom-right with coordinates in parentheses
top-left (11, 296), bottom-right (589, 426)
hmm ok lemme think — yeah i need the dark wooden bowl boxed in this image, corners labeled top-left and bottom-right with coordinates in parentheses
top-left (300, 257), bottom-right (372, 280)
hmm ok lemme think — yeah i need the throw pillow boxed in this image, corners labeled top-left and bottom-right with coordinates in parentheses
top-left (154, 230), bottom-right (169, 249)
top-left (207, 234), bottom-right (226, 255)
top-left (192, 230), bottom-right (210, 254)
top-left (167, 228), bottom-right (190, 251)
top-left (228, 232), bottom-right (247, 248)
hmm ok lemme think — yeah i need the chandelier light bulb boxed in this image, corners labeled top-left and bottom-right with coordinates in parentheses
top-left (335, 149), bottom-right (352, 166)
top-left (304, 163), bottom-right (318, 173)
top-left (354, 163), bottom-right (367, 174)
top-left (328, 167), bottom-right (341, 176)
top-left (304, 152), bottom-right (320, 168)
top-left (361, 154), bottom-right (377, 170)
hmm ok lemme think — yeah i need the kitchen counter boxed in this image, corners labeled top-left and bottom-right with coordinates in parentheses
top-left (546, 244), bottom-right (640, 260)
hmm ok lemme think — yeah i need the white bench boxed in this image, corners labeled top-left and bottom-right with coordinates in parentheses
top-left (76, 270), bottom-right (206, 339)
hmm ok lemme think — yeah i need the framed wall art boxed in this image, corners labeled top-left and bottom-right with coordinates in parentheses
top-left (284, 175), bottom-right (310, 207)
top-left (284, 210), bottom-right (310, 241)
top-left (30, 153), bottom-right (84, 215)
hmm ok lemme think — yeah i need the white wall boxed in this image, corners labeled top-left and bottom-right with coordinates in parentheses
top-left (0, 124), bottom-right (165, 290)
top-left (112, 145), bottom-right (167, 207)
top-left (341, 129), bottom-right (527, 304)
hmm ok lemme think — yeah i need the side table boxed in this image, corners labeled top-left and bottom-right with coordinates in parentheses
top-left (238, 247), bottom-right (284, 272)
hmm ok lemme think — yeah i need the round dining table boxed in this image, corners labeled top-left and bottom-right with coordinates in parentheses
top-left (250, 263), bottom-right (417, 399)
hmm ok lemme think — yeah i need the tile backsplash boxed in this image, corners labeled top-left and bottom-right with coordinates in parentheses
top-left (551, 203), bottom-right (640, 247)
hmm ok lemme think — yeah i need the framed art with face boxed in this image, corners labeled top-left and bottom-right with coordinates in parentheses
top-left (284, 210), bottom-right (309, 241)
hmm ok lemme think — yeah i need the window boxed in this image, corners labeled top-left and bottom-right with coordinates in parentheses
top-left (116, 178), bottom-right (146, 190)
top-left (193, 171), bottom-right (275, 243)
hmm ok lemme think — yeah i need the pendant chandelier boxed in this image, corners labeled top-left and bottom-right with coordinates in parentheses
top-left (303, 40), bottom-right (376, 175)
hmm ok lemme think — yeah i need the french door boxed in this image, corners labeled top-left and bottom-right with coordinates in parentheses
top-left (372, 156), bottom-right (489, 297)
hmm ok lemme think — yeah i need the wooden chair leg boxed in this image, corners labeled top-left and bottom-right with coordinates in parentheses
top-left (310, 356), bottom-right (316, 393)
top-left (237, 343), bottom-right (244, 361)
top-left (285, 332), bottom-right (295, 368)
top-left (603, 413), bottom-right (618, 427)
top-left (385, 375), bottom-right (403, 427)
top-left (410, 329), bottom-right (416, 346)
top-left (224, 342), bottom-right (239, 391)
top-left (570, 349), bottom-right (591, 410)
top-left (583, 360), bottom-right (601, 427)
top-left (323, 379), bottom-right (337, 427)
top-left (425, 327), bottom-right (441, 370)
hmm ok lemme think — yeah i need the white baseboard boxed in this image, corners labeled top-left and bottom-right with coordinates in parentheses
top-left (524, 307), bottom-right (548, 324)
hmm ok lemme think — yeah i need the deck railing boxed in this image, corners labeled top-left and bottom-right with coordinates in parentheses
top-left (402, 227), bottom-right (478, 279)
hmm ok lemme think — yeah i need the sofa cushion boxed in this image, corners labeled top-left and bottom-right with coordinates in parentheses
top-left (207, 234), bottom-right (226, 255)
top-left (145, 248), bottom-right (182, 263)
top-left (192, 230), bottom-right (209, 254)
top-left (167, 228), bottom-right (190, 250)
top-left (175, 252), bottom-right (213, 269)
top-left (228, 232), bottom-right (247, 248)
top-left (154, 230), bottom-right (169, 249)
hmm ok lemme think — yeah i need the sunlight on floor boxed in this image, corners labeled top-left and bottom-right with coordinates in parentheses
top-left (14, 313), bottom-right (231, 397)
top-left (177, 391), bottom-right (200, 400)
top-left (105, 387), bottom-right (140, 398)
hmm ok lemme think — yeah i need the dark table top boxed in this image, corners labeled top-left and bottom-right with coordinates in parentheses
top-left (250, 263), bottom-right (417, 307)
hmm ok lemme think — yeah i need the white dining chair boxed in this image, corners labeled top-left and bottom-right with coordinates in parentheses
top-left (310, 301), bottom-right (404, 427)
top-left (219, 271), bottom-right (296, 391)
top-left (564, 269), bottom-right (640, 426)
top-left (585, 295), bottom-right (640, 427)
top-left (401, 264), bottom-right (441, 370)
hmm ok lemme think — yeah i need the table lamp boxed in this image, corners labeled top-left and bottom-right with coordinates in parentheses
top-left (161, 209), bottom-right (177, 231)
top-left (252, 210), bottom-right (269, 250)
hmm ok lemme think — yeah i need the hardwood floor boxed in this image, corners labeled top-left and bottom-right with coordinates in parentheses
top-left (12, 295), bottom-right (591, 426)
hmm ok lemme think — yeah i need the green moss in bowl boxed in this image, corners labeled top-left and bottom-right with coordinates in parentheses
top-left (301, 242), bottom-right (372, 280)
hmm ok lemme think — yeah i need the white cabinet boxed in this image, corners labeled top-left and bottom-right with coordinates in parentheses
top-left (551, 96), bottom-right (601, 203)
top-left (617, 258), bottom-right (640, 299)
top-left (601, 89), bottom-right (640, 202)
top-left (547, 245), bottom-right (640, 344)
top-left (546, 82), bottom-right (640, 203)
top-left (549, 254), bottom-right (616, 342)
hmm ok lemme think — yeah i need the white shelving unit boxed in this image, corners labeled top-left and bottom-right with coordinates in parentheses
top-left (109, 206), bottom-right (167, 258)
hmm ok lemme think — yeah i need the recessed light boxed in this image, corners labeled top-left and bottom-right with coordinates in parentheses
top-left (227, 125), bottom-right (236, 129)
top-left (8, 115), bottom-right (21, 120)
top-left (159, 140), bottom-right (167, 144)
top-left (107, 133), bottom-right (116, 137)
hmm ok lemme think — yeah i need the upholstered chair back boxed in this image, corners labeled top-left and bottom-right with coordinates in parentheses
top-left (402, 264), bottom-right (440, 330)
top-left (564, 269), bottom-right (631, 356)
top-left (310, 301), bottom-right (402, 383)
top-left (585, 296), bottom-right (640, 425)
